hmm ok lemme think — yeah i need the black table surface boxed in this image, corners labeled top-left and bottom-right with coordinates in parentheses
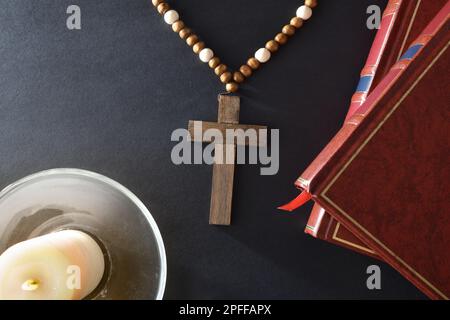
top-left (0, 0), bottom-right (426, 299)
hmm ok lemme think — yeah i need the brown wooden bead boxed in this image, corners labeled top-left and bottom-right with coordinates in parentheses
top-left (226, 82), bottom-right (239, 93)
top-left (214, 64), bottom-right (227, 76)
top-left (265, 40), bottom-right (279, 53)
top-left (208, 57), bottom-right (221, 69)
top-left (290, 17), bottom-right (304, 28)
top-left (186, 34), bottom-right (199, 46)
top-left (193, 41), bottom-right (205, 54)
top-left (275, 33), bottom-right (288, 45)
top-left (157, 3), bottom-right (170, 15)
top-left (233, 71), bottom-right (245, 83)
top-left (220, 72), bottom-right (232, 84)
top-left (172, 20), bottom-right (185, 33)
top-left (152, 0), bottom-right (163, 7)
top-left (247, 58), bottom-right (260, 70)
top-left (282, 24), bottom-right (296, 36)
top-left (305, 0), bottom-right (318, 8)
top-left (240, 65), bottom-right (252, 78)
top-left (179, 28), bottom-right (192, 40)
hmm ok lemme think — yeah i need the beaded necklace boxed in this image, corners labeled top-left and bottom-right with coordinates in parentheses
top-left (152, 0), bottom-right (318, 93)
top-left (152, 0), bottom-right (318, 225)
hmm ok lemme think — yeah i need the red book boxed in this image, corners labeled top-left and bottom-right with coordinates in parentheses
top-left (296, 3), bottom-right (450, 299)
top-left (304, 0), bottom-right (449, 259)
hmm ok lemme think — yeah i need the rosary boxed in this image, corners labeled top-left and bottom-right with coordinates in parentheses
top-left (152, 0), bottom-right (318, 225)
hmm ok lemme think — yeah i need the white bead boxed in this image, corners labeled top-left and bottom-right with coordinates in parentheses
top-left (199, 48), bottom-right (214, 63)
top-left (296, 5), bottom-right (312, 20)
top-left (164, 10), bottom-right (179, 25)
top-left (255, 48), bottom-right (271, 63)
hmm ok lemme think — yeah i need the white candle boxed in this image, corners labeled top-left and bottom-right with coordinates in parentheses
top-left (0, 230), bottom-right (105, 300)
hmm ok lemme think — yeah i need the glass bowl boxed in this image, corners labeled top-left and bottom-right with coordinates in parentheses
top-left (0, 168), bottom-right (167, 300)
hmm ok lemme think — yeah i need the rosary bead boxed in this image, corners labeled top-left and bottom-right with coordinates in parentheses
top-left (240, 65), bottom-right (252, 77)
top-left (157, 3), bottom-right (170, 15)
top-left (220, 72), bottom-right (232, 84)
top-left (214, 64), bottom-right (228, 76)
top-left (247, 58), bottom-right (260, 70)
top-left (186, 34), bottom-right (199, 47)
top-left (193, 41), bottom-right (205, 54)
top-left (208, 57), bottom-right (221, 69)
top-left (265, 40), bottom-right (279, 53)
top-left (226, 82), bottom-right (239, 93)
top-left (290, 17), bottom-right (304, 28)
top-left (155, 1), bottom-right (317, 92)
top-left (164, 10), bottom-right (179, 25)
top-left (255, 48), bottom-right (271, 63)
top-left (233, 71), bottom-right (245, 83)
top-left (172, 20), bottom-right (184, 32)
top-left (275, 33), bottom-right (288, 45)
top-left (199, 48), bottom-right (214, 63)
top-left (305, 0), bottom-right (318, 8)
top-left (296, 5), bottom-right (312, 20)
top-left (179, 28), bottom-right (192, 40)
top-left (282, 24), bottom-right (296, 36)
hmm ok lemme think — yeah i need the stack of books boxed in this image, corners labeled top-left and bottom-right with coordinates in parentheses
top-left (283, 0), bottom-right (450, 299)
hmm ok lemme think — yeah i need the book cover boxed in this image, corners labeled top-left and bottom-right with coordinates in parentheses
top-left (305, 0), bottom-right (449, 259)
top-left (296, 4), bottom-right (450, 299)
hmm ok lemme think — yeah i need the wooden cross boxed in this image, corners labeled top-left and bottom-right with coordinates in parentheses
top-left (188, 94), bottom-right (267, 226)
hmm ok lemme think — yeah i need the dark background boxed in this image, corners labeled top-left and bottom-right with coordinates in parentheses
top-left (0, 0), bottom-right (426, 299)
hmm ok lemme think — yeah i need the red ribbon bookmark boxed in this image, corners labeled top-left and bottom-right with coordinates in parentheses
top-left (278, 190), bottom-right (312, 212)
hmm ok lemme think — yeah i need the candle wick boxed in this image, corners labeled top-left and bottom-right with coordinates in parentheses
top-left (21, 279), bottom-right (40, 291)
